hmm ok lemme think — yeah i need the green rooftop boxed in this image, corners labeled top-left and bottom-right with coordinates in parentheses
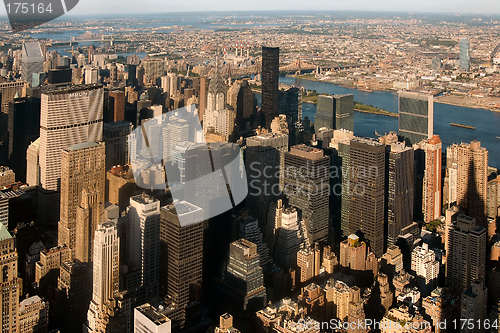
top-left (0, 223), bottom-right (12, 242)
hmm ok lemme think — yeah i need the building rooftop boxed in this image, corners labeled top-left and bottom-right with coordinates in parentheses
top-left (42, 84), bottom-right (103, 95)
top-left (19, 295), bottom-right (42, 312)
top-left (67, 141), bottom-right (100, 151)
top-left (0, 224), bottom-right (12, 242)
top-left (22, 42), bottom-right (43, 59)
top-left (136, 303), bottom-right (170, 326)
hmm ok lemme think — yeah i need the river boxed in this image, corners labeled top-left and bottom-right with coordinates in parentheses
top-left (257, 76), bottom-right (500, 168)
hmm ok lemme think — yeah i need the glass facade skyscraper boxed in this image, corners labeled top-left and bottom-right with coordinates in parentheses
top-left (261, 46), bottom-right (279, 128)
top-left (314, 94), bottom-right (354, 132)
top-left (398, 92), bottom-right (433, 146)
top-left (459, 38), bottom-right (471, 72)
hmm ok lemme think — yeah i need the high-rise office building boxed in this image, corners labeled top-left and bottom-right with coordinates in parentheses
top-left (447, 215), bottom-right (487, 295)
top-left (236, 80), bottom-right (255, 130)
top-left (39, 85), bottom-right (103, 224)
top-left (103, 120), bottom-right (132, 171)
top-left (459, 38), bottom-right (471, 72)
top-left (0, 81), bottom-right (28, 134)
top-left (245, 132), bottom-right (288, 228)
top-left (85, 221), bottom-right (121, 332)
top-left (107, 90), bottom-right (125, 122)
top-left (314, 94), bottom-right (354, 132)
top-left (239, 213), bottom-right (271, 266)
top-left (160, 201), bottom-right (204, 329)
top-left (21, 42), bottom-right (44, 83)
top-left (278, 87), bottom-right (300, 124)
top-left (26, 138), bottom-right (40, 187)
top-left (214, 239), bottom-right (267, 332)
top-left (451, 141), bottom-right (488, 227)
top-left (398, 92), bottom-right (433, 146)
top-left (7, 96), bottom-right (40, 183)
top-left (411, 243), bottom-right (439, 297)
top-left (284, 144), bottom-right (330, 244)
top-left (0, 225), bottom-right (21, 333)
top-left (198, 77), bottom-right (207, 122)
top-left (142, 58), bottom-right (165, 84)
top-left (386, 142), bottom-right (414, 247)
top-left (58, 142), bottom-right (105, 261)
top-left (461, 280), bottom-right (487, 333)
top-left (261, 46), bottom-right (279, 128)
top-left (274, 207), bottom-right (303, 268)
top-left (348, 138), bottom-right (386, 257)
top-left (419, 135), bottom-right (443, 223)
top-left (126, 193), bottom-right (161, 304)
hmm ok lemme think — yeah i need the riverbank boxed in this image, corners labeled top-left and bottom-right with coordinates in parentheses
top-left (295, 76), bottom-right (500, 112)
top-left (302, 97), bottom-right (397, 117)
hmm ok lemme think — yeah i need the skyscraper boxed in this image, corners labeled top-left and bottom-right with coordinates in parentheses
top-left (314, 94), bottom-right (354, 132)
top-left (214, 239), bottom-right (267, 332)
top-left (7, 96), bottom-right (40, 183)
top-left (245, 132), bottom-right (288, 228)
top-left (411, 243), bottom-right (439, 297)
top-left (422, 135), bottom-right (442, 223)
top-left (447, 215), bottom-right (487, 295)
top-left (0, 81), bottom-right (28, 135)
top-left (85, 221), bottom-right (120, 332)
top-left (284, 144), bottom-right (330, 244)
top-left (39, 85), bottom-right (104, 224)
top-left (236, 80), bottom-right (255, 130)
top-left (398, 92), bottom-right (433, 146)
top-left (126, 193), bottom-right (161, 304)
top-left (203, 70), bottom-right (235, 141)
top-left (58, 141), bottom-right (105, 260)
top-left (386, 142), bottom-right (414, 247)
top-left (0, 225), bottom-right (21, 333)
top-left (452, 141), bottom-right (488, 227)
top-left (261, 46), bottom-right (279, 128)
top-left (107, 90), bottom-right (125, 122)
top-left (160, 201), bottom-right (204, 329)
top-left (103, 120), bottom-right (133, 171)
top-left (459, 38), bottom-right (471, 72)
top-left (21, 42), bottom-right (44, 83)
top-left (348, 138), bottom-right (386, 257)
top-left (273, 207), bottom-right (303, 268)
top-left (461, 280), bottom-right (487, 333)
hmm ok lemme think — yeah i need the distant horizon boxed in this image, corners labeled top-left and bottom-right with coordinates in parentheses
top-left (2, 1), bottom-right (500, 20)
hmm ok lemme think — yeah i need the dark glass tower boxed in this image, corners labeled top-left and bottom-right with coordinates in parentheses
top-left (398, 92), bottom-right (433, 146)
top-left (284, 144), bottom-right (330, 244)
top-left (261, 46), bottom-right (279, 128)
top-left (214, 239), bottom-right (267, 332)
top-left (348, 137), bottom-right (386, 257)
top-left (160, 201), bottom-right (204, 329)
top-left (7, 96), bottom-right (40, 183)
top-left (386, 142), bottom-right (414, 247)
top-left (314, 94), bottom-right (354, 131)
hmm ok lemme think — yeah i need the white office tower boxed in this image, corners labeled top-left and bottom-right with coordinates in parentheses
top-left (85, 66), bottom-right (99, 84)
top-left (134, 303), bottom-right (171, 333)
top-left (161, 76), bottom-right (170, 94)
top-left (126, 193), bottom-right (161, 301)
top-left (411, 243), bottom-right (439, 297)
top-left (21, 42), bottom-right (44, 83)
top-left (162, 112), bottom-right (190, 165)
top-left (38, 85), bottom-right (103, 224)
top-left (85, 221), bottom-right (120, 332)
top-left (274, 207), bottom-right (303, 268)
top-left (26, 138), bottom-right (40, 187)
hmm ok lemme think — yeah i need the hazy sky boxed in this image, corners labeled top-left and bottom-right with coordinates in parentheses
top-left (1, 0), bottom-right (500, 17)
